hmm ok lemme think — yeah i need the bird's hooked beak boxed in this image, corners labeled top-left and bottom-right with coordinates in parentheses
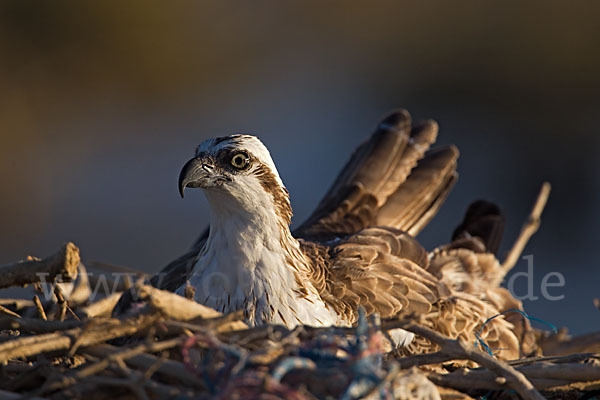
top-left (178, 156), bottom-right (225, 198)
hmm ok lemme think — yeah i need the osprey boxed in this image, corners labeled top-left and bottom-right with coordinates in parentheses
top-left (116, 109), bottom-right (534, 359)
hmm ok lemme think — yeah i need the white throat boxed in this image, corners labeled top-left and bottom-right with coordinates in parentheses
top-left (178, 180), bottom-right (340, 328)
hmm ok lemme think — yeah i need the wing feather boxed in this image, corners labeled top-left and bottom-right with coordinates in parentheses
top-left (303, 225), bottom-right (528, 359)
top-left (375, 146), bottom-right (459, 235)
top-left (294, 109), bottom-right (448, 241)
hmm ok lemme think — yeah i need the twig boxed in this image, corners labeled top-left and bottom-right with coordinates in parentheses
top-left (382, 319), bottom-right (545, 400)
top-left (500, 182), bottom-right (551, 278)
top-left (427, 372), bottom-right (571, 391)
top-left (509, 352), bottom-right (600, 367)
top-left (32, 296), bottom-right (47, 321)
top-left (0, 313), bottom-right (160, 363)
top-left (40, 338), bottom-right (202, 395)
top-left (396, 351), bottom-right (455, 369)
top-left (77, 292), bottom-right (122, 319)
top-left (0, 305), bottom-right (21, 318)
top-left (427, 361), bottom-right (600, 391)
top-left (53, 286), bottom-right (67, 322)
top-left (162, 310), bottom-right (248, 335)
top-left (0, 243), bottom-right (80, 289)
top-left (0, 299), bottom-right (34, 310)
top-left (0, 317), bottom-right (82, 333)
top-left (540, 329), bottom-right (600, 356)
top-left (137, 284), bottom-right (222, 320)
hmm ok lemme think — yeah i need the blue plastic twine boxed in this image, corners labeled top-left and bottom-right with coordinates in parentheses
top-left (474, 308), bottom-right (557, 356)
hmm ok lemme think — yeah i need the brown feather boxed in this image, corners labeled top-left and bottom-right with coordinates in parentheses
top-left (294, 109), bottom-right (445, 241)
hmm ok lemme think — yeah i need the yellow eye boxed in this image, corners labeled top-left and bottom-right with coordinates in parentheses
top-left (230, 152), bottom-right (250, 169)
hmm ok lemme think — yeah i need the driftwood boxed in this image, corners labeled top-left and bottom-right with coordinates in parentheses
top-left (0, 242), bottom-right (80, 289)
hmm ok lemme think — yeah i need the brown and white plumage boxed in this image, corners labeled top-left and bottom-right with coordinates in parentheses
top-left (115, 109), bottom-right (533, 359)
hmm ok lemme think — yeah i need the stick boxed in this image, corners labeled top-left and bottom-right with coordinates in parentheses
top-left (427, 372), bottom-right (571, 392)
top-left (427, 361), bottom-right (600, 391)
top-left (84, 343), bottom-right (203, 388)
top-left (0, 305), bottom-right (21, 318)
top-left (53, 286), bottom-right (67, 321)
top-left (0, 317), bottom-right (82, 333)
top-left (540, 330), bottom-right (600, 355)
top-left (0, 313), bottom-right (159, 363)
top-left (163, 310), bottom-right (248, 334)
top-left (500, 182), bottom-right (551, 278)
top-left (0, 243), bottom-right (80, 289)
top-left (382, 319), bottom-right (545, 400)
top-left (32, 296), bottom-right (47, 321)
top-left (137, 284), bottom-right (222, 320)
top-left (39, 337), bottom-right (200, 396)
top-left (0, 299), bottom-right (34, 311)
top-left (77, 292), bottom-right (122, 319)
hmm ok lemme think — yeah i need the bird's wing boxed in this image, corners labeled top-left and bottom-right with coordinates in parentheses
top-left (301, 226), bottom-right (522, 359)
top-left (300, 226), bottom-right (441, 324)
top-left (429, 200), bottom-right (506, 290)
top-left (294, 109), bottom-right (458, 241)
top-left (428, 201), bottom-right (537, 357)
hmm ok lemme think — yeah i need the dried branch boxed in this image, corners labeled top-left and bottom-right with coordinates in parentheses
top-left (427, 372), bottom-right (571, 392)
top-left (32, 295), bottom-right (47, 321)
top-left (382, 319), bottom-right (545, 400)
top-left (0, 313), bottom-right (159, 363)
top-left (0, 242), bottom-right (80, 289)
top-left (500, 182), bottom-right (551, 277)
top-left (0, 299), bottom-right (34, 311)
top-left (53, 286), bottom-right (67, 321)
top-left (137, 283), bottom-right (222, 320)
top-left (77, 292), bottom-right (122, 319)
top-left (0, 316), bottom-right (82, 333)
top-left (84, 343), bottom-right (203, 388)
top-left (0, 305), bottom-right (21, 318)
top-left (427, 361), bottom-right (600, 392)
top-left (540, 329), bottom-right (600, 356)
top-left (163, 310), bottom-right (248, 334)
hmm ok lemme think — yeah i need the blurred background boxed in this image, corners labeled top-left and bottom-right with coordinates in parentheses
top-left (1, 2), bottom-right (598, 333)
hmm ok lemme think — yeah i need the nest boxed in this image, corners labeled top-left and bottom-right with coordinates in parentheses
top-left (0, 242), bottom-right (599, 400)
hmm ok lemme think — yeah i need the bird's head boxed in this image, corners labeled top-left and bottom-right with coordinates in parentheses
top-left (179, 134), bottom-right (293, 225)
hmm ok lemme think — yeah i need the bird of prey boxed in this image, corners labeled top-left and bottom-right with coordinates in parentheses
top-left (115, 109), bottom-right (534, 359)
